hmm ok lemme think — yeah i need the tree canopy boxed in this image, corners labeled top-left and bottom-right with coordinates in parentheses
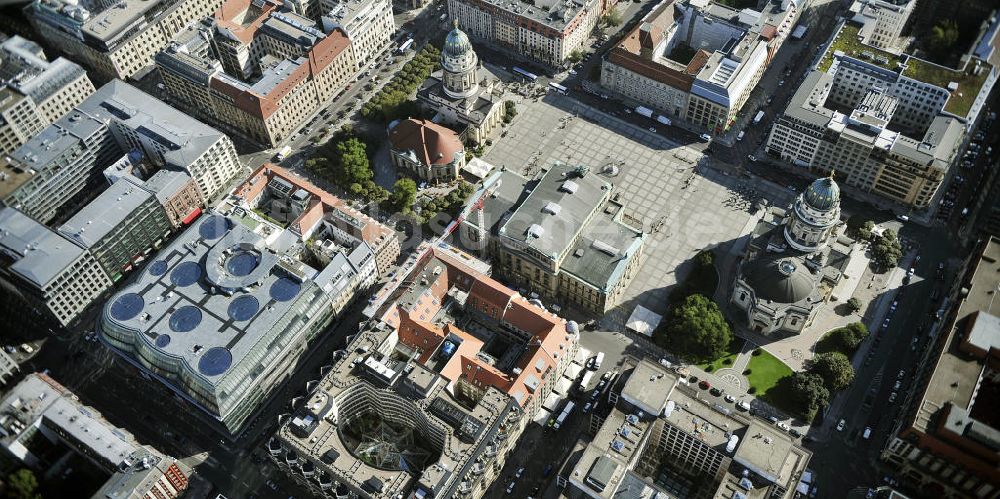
top-left (4, 469), bottom-right (41, 499)
top-left (846, 214), bottom-right (874, 241)
top-left (787, 372), bottom-right (830, 421)
top-left (816, 322), bottom-right (868, 354)
top-left (655, 294), bottom-right (732, 361)
top-left (390, 178), bottom-right (417, 213)
top-left (871, 229), bottom-right (903, 270)
top-left (808, 352), bottom-right (855, 391)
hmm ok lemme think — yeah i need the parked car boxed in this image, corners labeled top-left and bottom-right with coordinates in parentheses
top-left (515, 467), bottom-right (525, 479)
top-left (776, 421), bottom-right (791, 431)
top-left (698, 380), bottom-right (711, 390)
top-left (897, 369), bottom-right (905, 379)
top-left (889, 392), bottom-right (898, 403)
top-left (699, 133), bottom-right (712, 141)
top-left (836, 419), bottom-right (846, 431)
top-left (724, 394), bottom-right (736, 403)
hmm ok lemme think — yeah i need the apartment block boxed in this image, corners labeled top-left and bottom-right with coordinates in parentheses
top-left (0, 80), bottom-right (242, 225)
top-left (0, 373), bottom-right (190, 498)
top-left (847, 0), bottom-right (915, 52)
top-left (156, 0), bottom-right (359, 147)
top-left (447, 0), bottom-right (607, 67)
top-left (25, 0), bottom-right (226, 81)
top-left (457, 161), bottom-right (645, 314)
top-left (0, 35), bottom-right (95, 156)
top-left (271, 240), bottom-right (578, 498)
top-left (880, 237), bottom-right (1000, 498)
top-left (321, 0), bottom-right (395, 65)
top-left (57, 175), bottom-right (172, 282)
top-left (766, 19), bottom-right (997, 208)
top-left (0, 207), bottom-right (113, 328)
top-left (600, 0), bottom-right (797, 133)
top-left (565, 359), bottom-right (812, 499)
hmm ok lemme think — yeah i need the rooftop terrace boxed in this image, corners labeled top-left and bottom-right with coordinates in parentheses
top-left (903, 56), bottom-right (993, 117)
top-left (818, 22), bottom-right (901, 73)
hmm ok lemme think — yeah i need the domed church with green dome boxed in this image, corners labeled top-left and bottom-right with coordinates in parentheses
top-left (416, 22), bottom-right (506, 145)
top-left (730, 173), bottom-right (857, 336)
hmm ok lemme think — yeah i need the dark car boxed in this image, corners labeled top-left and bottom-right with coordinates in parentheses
top-left (698, 380), bottom-right (711, 390)
top-left (709, 387), bottom-right (722, 397)
top-left (789, 428), bottom-right (802, 438)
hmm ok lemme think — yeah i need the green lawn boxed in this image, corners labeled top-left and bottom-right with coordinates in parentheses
top-left (747, 349), bottom-right (793, 397)
top-left (903, 56), bottom-right (991, 117)
top-left (697, 339), bottom-right (744, 373)
top-left (818, 23), bottom-right (901, 73)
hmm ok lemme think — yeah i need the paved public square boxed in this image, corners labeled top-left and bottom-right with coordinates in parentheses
top-left (484, 93), bottom-right (794, 326)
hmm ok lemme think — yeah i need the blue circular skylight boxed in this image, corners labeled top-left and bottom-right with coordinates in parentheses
top-left (170, 261), bottom-right (202, 287)
top-left (270, 278), bottom-right (301, 302)
top-left (228, 295), bottom-right (259, 322)
top-left (148, 260), bottom-right (168, 276)
top-left (110, 293), bottom-right (144, 321)
top-left (199, 347), bottom-right (233, 377)
top-left (199, 215), bottom-right (229, 240)
top-left (226, 251), bottom-right (259, 277)
top-left (155, 334), bottom-right (171, 348)
top-left (169, 306), bottom-right (202, 332)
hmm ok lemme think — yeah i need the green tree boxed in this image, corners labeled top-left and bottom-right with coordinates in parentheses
top-left (808, 352), bottom-right (855, 391)
top-left (788, 372), bottom-right (830, 421)
top-left (929, 20), bottom-right (959, 54)
top-left (334, 137), bottom-right (372, 186)
top-left (601, 9), bottom-right (623, 27)
top-left (846, 297), bottom-right (862, 313)
top-left (845, 214), bottom-right (874, 240)
top-left (567, 49), bottom-right (585, 64)
top-left (390, 178), bottom-right (417, 212)
top-left (656, 294), bottom-right (732, 361)
top-left (871, 229), bottom-right (903, 270)
top-left (817, 322), bottom-right (869, 354)
top-left (4, 469), bottom-right (41, 499)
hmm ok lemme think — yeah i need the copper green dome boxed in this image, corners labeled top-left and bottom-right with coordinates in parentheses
top-left (804, 175), bottom-right (840, 211)
top-left (443, 21), bottom-right (473, 57)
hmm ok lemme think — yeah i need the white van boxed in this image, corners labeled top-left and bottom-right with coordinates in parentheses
top-left (862, 427), bottom-right (872, 439)
top-left (736, 130), bottom-right (745, 141)
top-left (590, 352), bottom-right (605, 370)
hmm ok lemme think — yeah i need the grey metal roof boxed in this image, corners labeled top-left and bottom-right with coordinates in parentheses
top-left (781, 71), bottom-right (835, 128)
top-left (744, 256), bottom-right (817, 304)
top-left (0, 207), bottom-right (86, 287)
top-left (76, 80), bottom-right (227, 170)
top-left (57, 176), bottom-right (154, 248)
top-left (498, 162), bottom-right (611, 261)
top-left (560, 217), bottom-right (643, 291)
top-left (142, 169), bottom-right (194, 205)
top-left (0, 36), bottom-right (89, 103)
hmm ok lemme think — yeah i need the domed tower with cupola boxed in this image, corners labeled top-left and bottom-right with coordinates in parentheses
top-left (784, 173), bottom-right (841, 253)
top-left (441, 22), bottom-right (479, 100)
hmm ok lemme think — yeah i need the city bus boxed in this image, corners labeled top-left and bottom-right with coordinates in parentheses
top-left (548, 82), bottom-right (568, 94)
top-left (513, 66), bottom-right (538, 82)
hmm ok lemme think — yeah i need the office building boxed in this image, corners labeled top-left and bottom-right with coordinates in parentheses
top-left (766, 18), bottom-right (997, 208)
top-left (321, 0), bottom-right (395, 65)
top-left (0, 350), bottom-right (18, 386)
top-left (271, 240), bottom-right (578, 498)
top-left (1, 80), bottom-right (242, 225)
top-left (0, 207), bottom-right (113, 328)
top-left (416, 24), bottom-right (506, 145)
top-left (100, 164), bottom-right (397, 435)
top-left (847, 0), bottom-right (915, 52)
top-left (0, 35), bottom-right (95, 156)
top-left (156, 0), bottom-right (358, 147)
top-left (731, 175), bottom-right (855, 335)
top-left (57, 175), bottom-right (172, 282)
top-left (600, 0), bottom-right (798, 134)
top-left (457, 161), bottom-right (645, 314)
top-left (138, 169), bottom-right (206, 229)
top-left (25, 0), bottom-right (226, 82)
top-left (565, 358), bottom-right (812, 499)
top-left (447, 0), bottom-right (607, 67)
top-left (388, 118), bottom-right (465, 183)
top-left (0, 373), bottom-right (190, 498)
top-left (880, 236), bottom-right (1000, 498)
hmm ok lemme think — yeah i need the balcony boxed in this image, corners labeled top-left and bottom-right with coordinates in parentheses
top-left (458, 481), bottom-right (473, 494)
top-left (301, 460), bottom-right (315, 477)
top-left (268, 438), bottom-right (283, 456)
top-left (472, 462), bottom-right (486, 475)
top-left (318, 473), bottom-right (333, 490)
top-left (285, 451), bottom-right (298, 465)
top-left (484, 445), bottom-right (497, 458)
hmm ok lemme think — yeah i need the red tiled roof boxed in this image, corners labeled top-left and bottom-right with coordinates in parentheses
top-left (389, 119), bottom-right (464, 166)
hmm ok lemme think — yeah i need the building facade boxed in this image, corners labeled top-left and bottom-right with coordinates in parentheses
top-left (458, 161), bottom-right (645, 314)
top-left (880, 237), bottom-right (1000, 498)
top-left (157, 0), bottom-right (360, 147)
top-left (321, 0), bottom-right (395, 65)
top-left (57, 176), bottom-right (172, 282)
top-left (766, 19), bottom-right (997, 209)
top-left (447, 0), bottom-right (606, 67)
top-left (600, 0), bottom-right (797, 134)
top-left (0, 373), bottom-right (190, 498)
top-left (25, 0), bottom-right (226, 82)
top-left (731, 176), bottom-right (854, 335)
top-left (848, 0), bottom-right (915, 51)
top-left (1, 80), bottom-right (242, 225)
top-left (0, 207), bottom-right (113, 328)
top-left (566, 359), bottom-right (812, 499)
top-left (388, 118), bottom-right (465, 183)
top-left (0, 35), bottom-right (95, 156)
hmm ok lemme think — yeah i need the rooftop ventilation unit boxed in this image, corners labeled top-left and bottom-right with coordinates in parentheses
top-left (542, 202), bottom-right (561, 215)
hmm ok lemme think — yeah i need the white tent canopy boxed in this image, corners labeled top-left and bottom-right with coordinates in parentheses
top-left (626, 305), bottom-right (663, 337)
